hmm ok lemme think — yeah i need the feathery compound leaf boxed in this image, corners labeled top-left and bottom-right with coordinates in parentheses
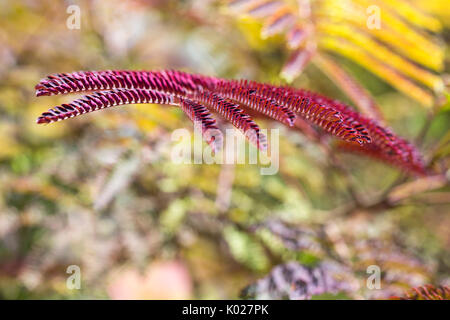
top-left (318, 37), bottom-right (436, 107)
top-left (226, 0), bottom-right (445, 107)
top-left (36, 89), bottom-right (175, 124)
top-left (35, 70), bottom-right (188, 97)
top-left (213, 79), bottom-right (297, 126)
top-left (337, 141), bottom-right (426, 176)
top-left (36, 69), bottom-right (426, 174)
top-left (189, 90), bottom-right (267, 150)
top-left (390, 285), bottom-right (450, 300)
top-left (240, 81), bottom-right (371, 144)
top-left (317, 23), bottom-right (443, 91)
top-left (313, 54), bottom-right (384, 122)
top-left (162, 70), bottom-right (219, 92)
top-left (287, 87), bottom-right (426, 169)
top-left (178, 98), bottom-right (223, 152)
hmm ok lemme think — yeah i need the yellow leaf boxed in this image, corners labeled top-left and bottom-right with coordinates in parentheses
top-left (319, 37), bottom-right (434, 106)
top-left (317, 23), bottom-right (443, 91)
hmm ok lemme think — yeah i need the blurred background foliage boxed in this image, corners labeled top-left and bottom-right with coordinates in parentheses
top-left (0, 0), bottom-right (449, 299)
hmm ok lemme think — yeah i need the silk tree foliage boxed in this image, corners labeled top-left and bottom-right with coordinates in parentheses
top-left (1, 0), bottom-right (448, 300)
top-left (227, 0), bottom-right (445, 109)
top-left (36, 70), bottom-right (427, 175)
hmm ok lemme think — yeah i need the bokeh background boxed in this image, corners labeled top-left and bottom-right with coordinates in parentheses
top-left (0, 0), bottom-right (449, 299)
